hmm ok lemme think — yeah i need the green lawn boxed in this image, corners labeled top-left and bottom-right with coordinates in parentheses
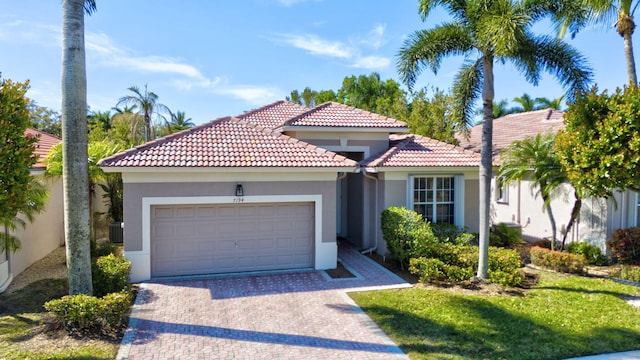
top-left (351, 271), bottom-right (640, 360)
top-left (0, 279), bottom-right (119, 360)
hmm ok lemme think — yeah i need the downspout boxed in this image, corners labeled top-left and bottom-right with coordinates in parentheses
top-left (361, 169), bottom-right (379, 255)
top-left (517, 182), bottom-right (521, 225)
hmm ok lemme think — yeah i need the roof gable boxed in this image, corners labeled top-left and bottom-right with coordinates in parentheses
top-left (456, 109), bottom-right (564, 155)
top-left (363, 134), bottom-right (480, 168)
top-left (98, 116), bottom-right (358, 169)
top-left (25, 128), bottom-right (61, 169)
top-left (282, 102), bottom-right (408, 130)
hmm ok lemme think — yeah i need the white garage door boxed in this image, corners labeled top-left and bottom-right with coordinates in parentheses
top-left (150, 202), bottom-right (314, 277)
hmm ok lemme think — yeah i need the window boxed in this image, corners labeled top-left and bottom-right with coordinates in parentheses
top-left (496, 178), bottom-right (509, 204)
top-left (412, 176), bottom-right (455, 224)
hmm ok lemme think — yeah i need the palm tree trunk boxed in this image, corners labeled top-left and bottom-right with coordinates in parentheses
top-left (477, 55), bottom-right (495, 281)
top-left (623, 30), bottom-right (637, 85)
top-left (62, 0), bottom-right (93, 295)
top-left (561, 193), bottom-right (582, 251)
top-left (542, 194), bottom-right (557, 250)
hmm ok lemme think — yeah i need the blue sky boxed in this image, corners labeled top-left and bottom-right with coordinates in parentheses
top-left (0, 0), bottom-right (635, 125)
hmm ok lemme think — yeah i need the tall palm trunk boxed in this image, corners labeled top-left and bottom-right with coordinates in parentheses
top-left (62, 0), bottom-right (93, 295)
top-left (477, 55), bottom-right (494, 281)
top-left (618, 14), bottom-right (637, 85)
top-left (561, 193), bottom-right (582, 251)
top-left (541, 193), bottom-right (558, 250)
top-left (623, 31), bottom-right (637, 85)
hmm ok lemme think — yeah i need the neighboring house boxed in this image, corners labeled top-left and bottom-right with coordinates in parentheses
top-left (99, 101), bottom-right (481, 282)
top-left (457, 109), bottom-right (635, 252)
top-left (0, 129), bottom-right (65, 293)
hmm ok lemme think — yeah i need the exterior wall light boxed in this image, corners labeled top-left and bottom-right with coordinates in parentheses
top-left (235, 184), bottom-right (244, 197)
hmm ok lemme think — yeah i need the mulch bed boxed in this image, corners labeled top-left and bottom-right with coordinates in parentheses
top-left (325, 261), bottom-right (357, 279)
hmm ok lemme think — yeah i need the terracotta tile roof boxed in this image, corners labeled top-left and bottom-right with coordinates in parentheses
top-left (98, 116), bottom-right (358, 169)
top-left (363, 134), bottom-right (480, 168)
top-left (25, 128), bottom-right (61, 169)
top-left (456, 109), bottom-right (565, 156)
top-left (237, 100), bottom-right (308, 129)
top-left (283, 102), bottom-right (408, 130)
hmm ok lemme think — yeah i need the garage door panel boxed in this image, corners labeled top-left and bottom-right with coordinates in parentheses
top-left (151, 202), bottom-right (315, 277)
top-left (175, 207), bottom-right (196, 218)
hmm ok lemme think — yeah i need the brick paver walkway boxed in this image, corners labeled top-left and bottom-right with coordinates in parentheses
top-left (117, 245), bottom-right (411, 359)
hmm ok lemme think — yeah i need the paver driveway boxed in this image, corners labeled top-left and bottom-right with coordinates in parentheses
top-left (117, 245), bottom-right (411, 360)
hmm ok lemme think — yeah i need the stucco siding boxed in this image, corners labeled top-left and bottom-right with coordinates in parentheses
top-left (464, 179), bottom-right (480, 233)
top-left (6, 176), bottom-right (64, 280)
top-left (491, 178), bottom-right (611, 250)
top-left (123, 180), bottom-right (336, 252)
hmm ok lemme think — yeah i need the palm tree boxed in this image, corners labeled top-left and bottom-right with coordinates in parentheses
top-left (554, 0), bottom-right (639, 84)
top-left (117, 84), bottom-right (170, 142)
top-left (61, 0), bottom-right (95, 295)
top-left (169, 111), bottom-right (194, 131)
top-left (498, 133), bottom-right (566, 250)
top-left (397, 0), bottom-right (592, 280)
top-left (534, 94), bottom-right (566, 110)
top-left (492, 99), bottom-right (513, 118)
top-left (512, 93), bottom-right (537, 112)
top-left (46, 141), bottom-right (123, 245)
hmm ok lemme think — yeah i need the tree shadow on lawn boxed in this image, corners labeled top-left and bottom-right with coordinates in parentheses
top-left (359, 296), bottom-right (640, 360)
top-left (0, 278), bottom-right (68, 316)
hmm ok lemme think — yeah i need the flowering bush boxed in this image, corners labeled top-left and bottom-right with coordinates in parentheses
top-left (530, 246), bottom-right (585, 274)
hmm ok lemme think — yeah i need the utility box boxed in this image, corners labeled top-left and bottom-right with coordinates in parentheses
top-left (109, 222), bottom-right (124, 243)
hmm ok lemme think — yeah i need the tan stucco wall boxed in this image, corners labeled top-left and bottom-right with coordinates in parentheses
top-left (8, 175), bottom-right (65, 278)
top-left (464, 179), bottom-right (480, 233)
top-left (123, 180), bottom-right (336, 252)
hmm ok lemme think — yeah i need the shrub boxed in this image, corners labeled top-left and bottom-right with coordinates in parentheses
top-left (409, 257), bottom-right (447, 282)
top-left (611, 265), bottom-right (640, 283)
top-left (409, 244), bottom-right (523, 286)
top-left (381, 207), bottom-right (437, 268)
top-left (530, 246), bottom-right (585, 274)
top-left (44, 291), bottom-right (132, 333)
top-left (608, 227), bottom-right (640, 265)
top-left (92, 254), bottom-right (131, 297)
top-left (566, 242), bottom-right (608, 266)
top-left (488, 247), bottom-right (524, 286)
top-left (430, 222), bottom-right (475, 245)
top-left (92, 240), bottom-right (119, 258)
top-left (490, 223), bottom-right (523, 248)
top-left (531, 239), bottom-right (552, 249)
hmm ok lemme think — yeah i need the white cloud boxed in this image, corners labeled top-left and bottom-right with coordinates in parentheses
top-left (216, 85), bottom-right (280, 105)
top-left (360, 24), bottom-right (386, 50)
top-left (273, 25), bottom-right (390, 70)
top-left (277, 33), bottom-right (352, 58)
top-left (351, 56), bottom-right (391, 69)
top-left (86, 32), bottom-right (208, 81)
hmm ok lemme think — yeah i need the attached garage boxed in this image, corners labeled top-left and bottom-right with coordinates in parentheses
top-left (150, 202), bottom-right (314, 277)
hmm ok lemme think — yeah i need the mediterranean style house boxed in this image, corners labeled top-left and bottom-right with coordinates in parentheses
top-left (99, 101), bottom-right (481, 282)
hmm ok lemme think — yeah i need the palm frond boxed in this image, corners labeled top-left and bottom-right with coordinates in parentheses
top-left (527, 35), bottom-right (593, 101)
top-left (397, 23), bottom-right (474, 90)
top-left (0, 231), bottom-right (21, 253)
top-left (419, 0), bottom-right (467, 22)
top-left (452, 59), bottom-right (483, 128)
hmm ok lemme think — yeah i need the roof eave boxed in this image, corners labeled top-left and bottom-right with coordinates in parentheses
top-left (278, 126), bottom-right (410, 133)
top-left (100, 166), bottom-right (359, 173)
top-left (366, 165), bottom-right (480, 173)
